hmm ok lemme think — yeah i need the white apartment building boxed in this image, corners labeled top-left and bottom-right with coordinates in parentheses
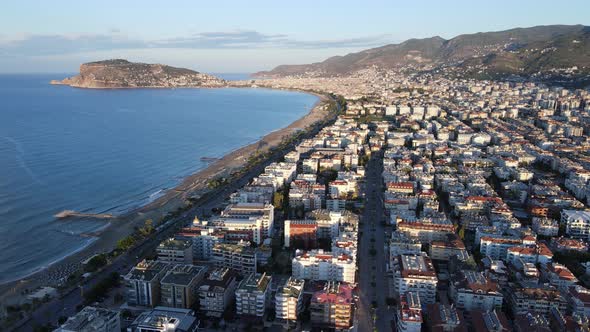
top-left (509, 286), bottom-right (567, 316)
top-left (391, 254), bottom-right (438, 304)
top-left (235, 272), bottom-right (271, 319)
top-left (156, 238), bottom-right (193, 265)
top-left (479, 236), bottom-right (535, 260)
top-left (331, 232), bottom-right (358, 261)
top-left (210, 217), bottom-right (264, 244)
top-left (568, 285), bottom-right (590, 317)
top-left (212, 243), bottom-right (257, 276)
top-left (55, 306), bottom-right (120, 332)
top-left (191, 230), bottom-right (221, 261)
top-left (450, 271), bottom-right (503, 311)
top-left (219, 203), bottom-right (275, 239)
top-left (326, 198), bottom-right (346, 212)
top-left (544, 263), bottom-right (578, 291)
top-left (275, 278), bottom-right (305, 321)
top-left (505, 243), bottom-right (553, 268)
top-left (396, 292), bottom-right (422, 332)
top-left (389, 232), bottom-right (422, 257)
top-left (127, 307), bottom-right (199, 332)
top-left (310, 210), bottom-right (343, 239)
top-left (292, 250), bottom-right (356, 283)
top-left (230, 185), bottom-right (274, 204)
top-left (328, 180), bottom-right (356, 198)
top-left (531, 217), bottom-right (560, 237)
top-left (562, 209), bottom-right (590, 239)
top-left (397, 220), bottom-right (456, 243)
top-left (176, 226), bottom-right (223, 261)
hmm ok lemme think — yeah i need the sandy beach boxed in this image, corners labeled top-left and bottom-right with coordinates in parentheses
top-left (0, 87), bottom-right (330, 305)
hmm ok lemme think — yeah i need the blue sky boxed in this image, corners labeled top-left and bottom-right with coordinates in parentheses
top-left (1, 0), bottom-right (588, 73)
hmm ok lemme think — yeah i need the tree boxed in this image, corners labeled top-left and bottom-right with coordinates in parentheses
top-left (139, 219), bottom-right (154, 237)
top-left (84, 254), bottom-right (108, 272)
top-left (116, 235), bottom-right (136, 251)
top-left (464, 256), bottom-right (478, 270)
top-left (83, 272), bottom-right (120, 304)
top-left (458, 226), bottom-right (466, 240)
top-left (272, 191), bottom-right (284, 210)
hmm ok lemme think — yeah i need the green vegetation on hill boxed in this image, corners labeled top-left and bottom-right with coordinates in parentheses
top-left (256, 25), bottom-right (590, 86)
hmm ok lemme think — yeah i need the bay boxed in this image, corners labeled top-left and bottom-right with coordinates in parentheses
top-left (0, 74), bottom-right (317, 283)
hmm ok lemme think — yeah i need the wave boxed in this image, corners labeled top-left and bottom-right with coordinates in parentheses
top-left (148, 188), bottom-right (166, 203)
top-left (1, 136), bottom-right (45, 185)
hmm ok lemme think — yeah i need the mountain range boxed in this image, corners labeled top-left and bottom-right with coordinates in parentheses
top-left (255, 25), bottom-right (590, 86)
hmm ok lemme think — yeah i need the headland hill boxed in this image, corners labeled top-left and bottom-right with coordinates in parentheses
top-left (50, 59), bottom-right (227, 88)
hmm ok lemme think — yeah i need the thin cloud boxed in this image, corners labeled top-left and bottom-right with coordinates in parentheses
top-left (0, 30), bottom-right (392, 56)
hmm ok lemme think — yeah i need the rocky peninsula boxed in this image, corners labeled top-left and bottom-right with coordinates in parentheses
top-left (51, 59), bottom-right (226, 88)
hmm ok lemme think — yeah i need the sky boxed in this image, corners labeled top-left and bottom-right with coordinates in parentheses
top-left (0, 0), bottom-right (588, 73)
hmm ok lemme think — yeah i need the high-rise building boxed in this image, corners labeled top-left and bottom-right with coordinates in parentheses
top-left (156, 238), bottom-right (193, 264)
top-left (562, 210), bottom-right (590, 239)
top-left (127, 307), bottom-right (199, 332)
top-left (392, 254), bottom-right (438, 304)
top-left (449, 271), bottom-right (503, 311)
top-left (292, 250), bottom-right (356, 283)
top-left (212, 243), bottom-right (256, 276)
top-left (176, 226), bottom-right (223, 261)
top-left (235, 272), bottom-right (272, 319)
top-left (198, 268), bottom-right (238, 318)
top-left (216, 203), bottom-right (275, 242)
top-left (55, 306), bottom-right (120, 332)
top-left (396, 292), bottom-right (422, 332)
top-left (309, 281), bottom-right (356, 330)
top-left (124, 260), bottom-right (169, 307)
top-left (426, 303), bottom-right (468, 332)
top-left (160, 264), bottom-right (207, 309)
top-left (275, 278), bottom-right (305, 322)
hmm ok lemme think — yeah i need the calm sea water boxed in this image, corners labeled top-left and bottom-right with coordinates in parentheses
top-left (0, 74), bottom-right (317, 283)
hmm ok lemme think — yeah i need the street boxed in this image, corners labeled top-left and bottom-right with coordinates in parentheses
top-left (356, 151), bottom-right (393, 332)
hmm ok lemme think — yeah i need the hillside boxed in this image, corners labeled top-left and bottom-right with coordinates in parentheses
top-left (52, 59), bottom-right (226, 88)
top-left (255, 25), bottom-right (590, 85)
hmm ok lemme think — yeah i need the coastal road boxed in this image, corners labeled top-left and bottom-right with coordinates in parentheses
top-left (356, 150), bottom-right (392, 332)
top-left (12, 97), bottom-right (342, 331)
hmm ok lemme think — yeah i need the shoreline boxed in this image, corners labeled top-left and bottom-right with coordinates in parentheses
top-left (0, 86), bottom-right (329, 305)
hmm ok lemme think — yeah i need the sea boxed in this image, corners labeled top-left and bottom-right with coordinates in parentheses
top-left (0, 73), bottom-right (318, 284)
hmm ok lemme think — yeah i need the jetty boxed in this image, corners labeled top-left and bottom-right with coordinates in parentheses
top-left (200, 157), bottom-right (219, 162)
top-left (54, 210), bottom-right (114, 220)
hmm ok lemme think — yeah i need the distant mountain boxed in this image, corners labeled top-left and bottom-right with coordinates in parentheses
top-left (52, 59), bottom-right (225, 88)
top-left (255, 25), bottom-right (590, 85)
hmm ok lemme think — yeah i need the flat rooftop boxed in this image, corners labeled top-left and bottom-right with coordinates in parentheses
top-left (57, 306), bottom-right (118, 331)
top-left (237, 272), bottom-right (271, 293)
top-left (126, 260), bottom-right (169, 282)
top-left (133, 306), bottom-right (196, 331)
top-left (158, 238), bottom-right (192, 250)
top-left (401, 254), bottom-right (433, 273)
top-left (161, 264), bottom-right (206, 286)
